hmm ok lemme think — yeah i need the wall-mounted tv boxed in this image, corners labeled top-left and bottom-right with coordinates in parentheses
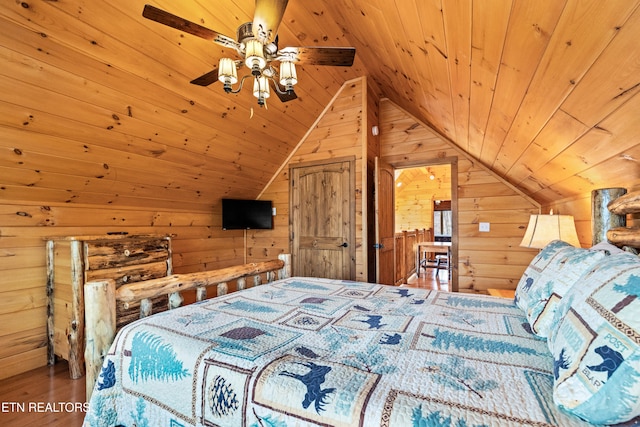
top-left (222, 199), bottom-right (273, 230)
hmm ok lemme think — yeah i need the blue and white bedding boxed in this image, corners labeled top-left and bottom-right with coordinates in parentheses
top-left (84, 277), bottom-right (599, 427)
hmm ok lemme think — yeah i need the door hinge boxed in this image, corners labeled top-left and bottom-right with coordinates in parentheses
top-left (373, 243), bottom-right (384, 249)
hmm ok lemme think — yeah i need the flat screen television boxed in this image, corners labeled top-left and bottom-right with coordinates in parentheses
top-left (222, 199), bottom-right (273, 230)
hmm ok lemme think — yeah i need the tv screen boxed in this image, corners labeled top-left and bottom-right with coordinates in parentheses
top-left (222, 199), bottom-right (273, 230)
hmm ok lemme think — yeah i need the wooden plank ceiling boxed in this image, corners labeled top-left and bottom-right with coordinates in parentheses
top-left (2, 0), bottom-right (640, 210)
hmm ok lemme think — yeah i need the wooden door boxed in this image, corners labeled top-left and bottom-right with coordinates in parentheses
top-left (375, 157), bottom-right (395, 285)
top-left (290, 161), bottom-right (355, 280)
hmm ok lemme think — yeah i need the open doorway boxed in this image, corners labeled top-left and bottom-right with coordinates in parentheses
top-left (394, 164), bottom-right (453, 288)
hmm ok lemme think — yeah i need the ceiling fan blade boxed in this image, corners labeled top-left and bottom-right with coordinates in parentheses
top-left (142, 4), bottom-right (239, 50)
top-left (190, 69), bottom-right (219, 86)
top-left (279, 47), bottom-right (356, 66)
top-left (253, 0), bottom-right (289, 43)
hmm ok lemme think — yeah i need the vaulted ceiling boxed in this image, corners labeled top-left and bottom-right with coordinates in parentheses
top-left (2, 0), bottom-right (640, 210)
top-left (351, 0), bottom-right (640, 204)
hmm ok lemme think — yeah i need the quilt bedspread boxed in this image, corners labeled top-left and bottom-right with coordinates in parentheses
top-left (84, 277), bottom-right (596, 427)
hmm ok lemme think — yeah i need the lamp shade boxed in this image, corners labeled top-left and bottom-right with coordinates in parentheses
top-left (279, 60), bottom-right (298, 87)
top-left (244, 39), bottom-right (266, 71)
top-left (253, 75), bottom-right (271, 99)
top-left (217, 58), bottom-right (238, 84)
top-left (520, 214), bottom-right (581, 249)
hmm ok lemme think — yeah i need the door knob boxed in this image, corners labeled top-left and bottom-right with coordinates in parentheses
top-left (339, 242), bottom-right (349, 248)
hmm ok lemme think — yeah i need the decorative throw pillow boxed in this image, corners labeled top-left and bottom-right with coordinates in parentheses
top-left (525, 246), bottom-right (606, 338)
top-left (515, 240), bottom-right (573, 313)
top-left (548, 252), bottom-right (640, 424)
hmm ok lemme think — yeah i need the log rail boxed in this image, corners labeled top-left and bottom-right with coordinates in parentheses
top-left (83, 254), bottom-right (291, 401)
top-left (607, 190), bottom-right (640, 247)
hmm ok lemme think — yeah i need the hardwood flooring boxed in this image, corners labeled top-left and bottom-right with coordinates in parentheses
top-left (0, 361), bottom-right (86, 427)
top-left (405, 264), bottom-right (450, 291)
top-left (0, 269), bottom-right (447, 427)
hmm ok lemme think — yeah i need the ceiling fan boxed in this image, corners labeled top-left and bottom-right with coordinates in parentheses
top-left (142, 0), bottom-right (356, 106)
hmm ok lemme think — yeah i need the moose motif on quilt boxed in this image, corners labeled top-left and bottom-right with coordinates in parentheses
top-left (279, 361), bottom-right (336, 413)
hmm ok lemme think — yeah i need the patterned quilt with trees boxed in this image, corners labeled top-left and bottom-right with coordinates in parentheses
top-left (84, 277), bottom-right (598, 427)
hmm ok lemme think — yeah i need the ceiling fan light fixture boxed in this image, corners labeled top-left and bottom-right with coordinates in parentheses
top-left (245, 39), bottom-right (266, 75)
top-left (279, 60), bottom-right (297, 91)
top-left (253, 75), bottom-right (271, 106)
top-left (218, 58), bottom-right (238, 91)
top-left (141, 2), bottom-right (355, 108)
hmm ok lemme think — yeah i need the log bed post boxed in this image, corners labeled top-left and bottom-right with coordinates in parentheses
top-left (84, 279), bottom-right (116, 402)
top-left (68, 240), bottom-right (86, 379)
top-left (592, 188), bottom-right (627, 245)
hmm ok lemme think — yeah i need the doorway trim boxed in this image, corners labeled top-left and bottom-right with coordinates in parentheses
top-left (389, 156), bottom-right (458, 292)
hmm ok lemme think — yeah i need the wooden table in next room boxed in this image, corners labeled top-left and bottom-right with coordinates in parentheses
top-left (416, 241), bottom-right (451, 278)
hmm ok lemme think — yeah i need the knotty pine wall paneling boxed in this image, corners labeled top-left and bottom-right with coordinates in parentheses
top-left (544, 195), bottom-right (592, 247)
top-left (380, 99), bottom-right (540, 294)
top-left (0, 200), bottom-right (241, 380)
top-left (250, 77), bottom-right (370, 281)
top-left (394, 165), bottom-right (451, 233)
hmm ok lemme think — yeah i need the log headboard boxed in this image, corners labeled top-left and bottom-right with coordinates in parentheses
top-left (606, 190), bottom-right (640, 249)
top-left (83, 253), bottom-right (291, 400)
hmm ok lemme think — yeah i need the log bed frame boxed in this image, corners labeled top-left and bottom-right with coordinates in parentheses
top-left (607, 190), bottom-right (640, 248)
top-left (83, 253), bottom-right (291, 401)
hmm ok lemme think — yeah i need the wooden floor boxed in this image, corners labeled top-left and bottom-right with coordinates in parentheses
top-left (0, 360), bottom-right (86, 427)
top-left (405, 264), bottom-right (450, 290)
top-left (0, 268), bottom-right (447, 427)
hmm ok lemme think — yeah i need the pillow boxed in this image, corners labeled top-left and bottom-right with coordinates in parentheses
top-left (589, 241), bottom-right (626, 255)
top-left (525, 245), bottom-right (606, 338)
top-left (548, 252), bottom-right (640, 424)
top-left (515, 240), bottom-right (573, 313)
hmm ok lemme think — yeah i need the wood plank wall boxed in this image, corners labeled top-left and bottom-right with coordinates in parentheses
top-left (379, 99), bottom-right (541, 293)
top-left (0, 76), bottom-right (370, 380)
top-left (545, 195), bottom-right (593, 247)
top-left (395, 165), bottom-right (451, 232)
top-left (0, 75), bottom-right (552, 379)
top-left (249, 77), bottom-right (369, 281)
top-left (0, 199), bottom-right (242, 380)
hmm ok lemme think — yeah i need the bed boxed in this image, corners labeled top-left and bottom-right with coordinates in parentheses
top-left (82, 248), bottom-right (640, 426)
